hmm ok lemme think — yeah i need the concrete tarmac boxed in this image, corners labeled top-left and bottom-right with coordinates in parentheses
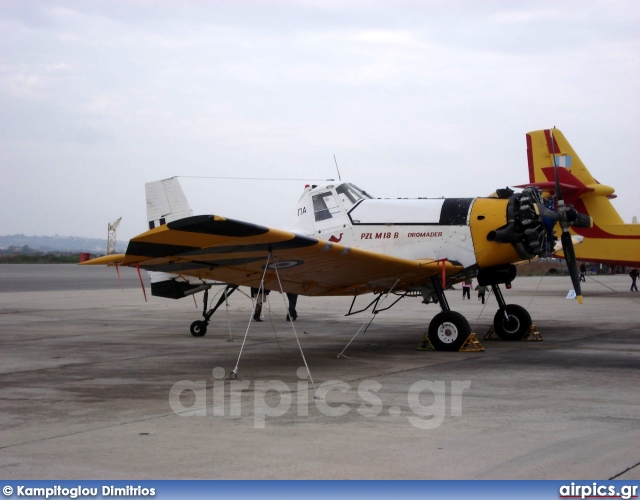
top-left (0, 265), bottom-right (638, 479)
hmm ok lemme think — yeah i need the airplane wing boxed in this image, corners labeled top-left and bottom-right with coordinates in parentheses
top-left (83, 215), bottom-right (463, 297)
top-left (80, 253), bottom-right (126, 266)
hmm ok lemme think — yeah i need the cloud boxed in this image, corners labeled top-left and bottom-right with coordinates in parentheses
top-left (0, 0), bottom-right (638, 239)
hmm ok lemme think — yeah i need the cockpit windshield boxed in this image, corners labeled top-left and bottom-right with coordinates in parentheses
top-left (335, 183), bottom-right (373, 208)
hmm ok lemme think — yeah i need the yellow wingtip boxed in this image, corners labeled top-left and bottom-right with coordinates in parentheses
top-left (576, 295), bottom-right (584, 304)
top-left (78, 253), bottom-right (126, 266)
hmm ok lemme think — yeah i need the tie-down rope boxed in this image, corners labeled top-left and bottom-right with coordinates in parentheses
top-left (230, 253), bottom-right (316, 393)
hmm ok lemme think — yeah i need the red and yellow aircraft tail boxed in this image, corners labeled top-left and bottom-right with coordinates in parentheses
top-left (522, 128), bottom-right (640, 266)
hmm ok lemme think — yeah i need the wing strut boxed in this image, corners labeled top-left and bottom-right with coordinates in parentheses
top-left (345, 290), bottom-right (408, 317)
top-left (337, 278), bottom-right (400, 360)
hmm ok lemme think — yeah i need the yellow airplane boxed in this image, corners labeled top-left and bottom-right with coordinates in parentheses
top-left (519, 128), bottom-right (640, 268)
top-left (81, 168), bottom-right (588, 351)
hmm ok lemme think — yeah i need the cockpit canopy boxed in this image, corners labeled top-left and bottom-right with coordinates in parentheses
top-left (311, 183), bottom-right (373, 222)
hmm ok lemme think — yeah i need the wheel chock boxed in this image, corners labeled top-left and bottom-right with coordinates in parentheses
top-left (522, 324), bottom-right (543, 341)
top-left (483, 324), bottom-right (543, 341)
top-left (416, 333), bottom-right (435, 351)
top-left (483, 325), bottom-right (498, 340)
top-left (459, 333), bottom-right (485, 352)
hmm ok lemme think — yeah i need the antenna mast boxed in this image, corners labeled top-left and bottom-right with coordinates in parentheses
top-left (333, 154), bottom-right (342, 181)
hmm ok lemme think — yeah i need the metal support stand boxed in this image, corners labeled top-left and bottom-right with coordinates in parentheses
top-left (346, 290), bottom-right (408, 316)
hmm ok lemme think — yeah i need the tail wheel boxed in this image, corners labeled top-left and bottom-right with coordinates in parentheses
top-left (190, 320), bottom-right (207, 337)
top-left (428, 311), bottom-right (471, 351)
top-left (493, 304), bottom-right (531, 341)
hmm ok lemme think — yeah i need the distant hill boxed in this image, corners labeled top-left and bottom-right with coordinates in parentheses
top-left (0, 234), bottom-right (127, 253)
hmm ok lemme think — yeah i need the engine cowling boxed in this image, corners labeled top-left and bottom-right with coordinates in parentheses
top-left (486, 187), bottom-right (555, 260)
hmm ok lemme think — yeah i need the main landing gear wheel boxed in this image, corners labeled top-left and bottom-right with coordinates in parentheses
top-left (428, 311), bottom-right (471, 351)
top-left (493, 304), bottom-right (531, 341)
top-left (190, 320), bottom-right (208, 337)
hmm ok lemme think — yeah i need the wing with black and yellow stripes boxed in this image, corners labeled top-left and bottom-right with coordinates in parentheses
top-left (82, 215), bottom-right (462, 297)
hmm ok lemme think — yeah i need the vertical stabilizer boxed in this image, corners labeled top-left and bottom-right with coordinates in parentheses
top-left (526, 129), bottom-right (623, 225)
top-left (145, 177), bottom-right (193, 229)
top-left (144, 177), bottom-right (201, 297)
top-left (524, 129), bottom-right (640, 266)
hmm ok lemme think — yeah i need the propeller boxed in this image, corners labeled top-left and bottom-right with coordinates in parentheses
top-left (548, 131), bottom-right (591, 304)
top-left (533, 202), bottom-right (592, 229)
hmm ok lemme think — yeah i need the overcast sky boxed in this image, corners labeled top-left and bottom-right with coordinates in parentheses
top-left (1, 0), bottom-right (639, 241)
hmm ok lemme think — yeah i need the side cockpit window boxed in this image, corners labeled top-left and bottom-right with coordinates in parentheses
top-left (312, 192), bottom-right (333, 221)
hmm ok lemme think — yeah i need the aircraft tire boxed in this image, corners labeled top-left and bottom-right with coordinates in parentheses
top-left (493, 304), bottom-right (531, 341)
top-left (190, 320), bottom-right (207, 337)
top-left (428, 311), bottom-right (470, 351)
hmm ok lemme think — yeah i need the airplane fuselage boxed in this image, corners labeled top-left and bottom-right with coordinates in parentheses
top-left (287, 182), bottom-right (526, 274)
top-left (81, 177), bottom-right (563, 349)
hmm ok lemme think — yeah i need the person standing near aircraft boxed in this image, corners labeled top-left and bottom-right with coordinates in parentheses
top-left (286, 293), bottom-right (298, 322)
top-left (251, 287), bottom-right (270, 321)
top-left (462, 277), bottom-right (472, 300)
top-left (475, 284), bottom-right (488, 304)
top-left (579, 263), bottom-right (586, 282)
top-left (630, 269), bottom-right (639, 292)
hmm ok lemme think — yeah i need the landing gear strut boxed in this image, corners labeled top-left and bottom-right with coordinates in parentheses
top-left (427, 276), bottom-right (470, 351)
top-left (491, 284), bottom-right (532, 340)
top-left (190, 284), bottom-right (238, 337)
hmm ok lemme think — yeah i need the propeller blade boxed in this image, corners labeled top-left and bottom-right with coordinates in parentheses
top-left (561, 231), bottom-right (583, 304)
